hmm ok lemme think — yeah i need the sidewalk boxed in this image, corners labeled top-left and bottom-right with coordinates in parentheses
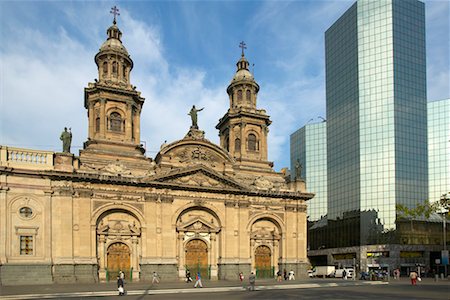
top-left (0, 277), bottom-right (447, 299)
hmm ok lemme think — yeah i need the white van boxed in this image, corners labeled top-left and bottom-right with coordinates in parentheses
top-left (334, 268), bottom-right (354, 278)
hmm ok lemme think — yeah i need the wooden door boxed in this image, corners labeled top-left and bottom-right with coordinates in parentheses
top-left (107, 242), bottom-right (130, 280)
top-left (255, 245), bottom-right (272, 278)
top-left (185, 239), bottom-right (208, 279)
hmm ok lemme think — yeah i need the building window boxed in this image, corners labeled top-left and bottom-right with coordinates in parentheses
top-left (237, 90), bottom-right (243, 101)
top-left (246, 90), bottom-right (251, 102)
top-left (102, 62), bottom-right (108, 75)
top-left (109, 112), bottom-right (122, 132)
top-left (235, 138), bottom-right (241, 151)
top-left (123, 65), bottom-right (127, 82)
top-left (19, 207), bottom-right (33, 218)
top-left (95, 117), bottom-right (100, 132)
top-left (248, 134), bottom-right (257, 151)
top-left (112, 61), bottom-right (118, 76)
top-left (20, 236), bottom-right (33, 255)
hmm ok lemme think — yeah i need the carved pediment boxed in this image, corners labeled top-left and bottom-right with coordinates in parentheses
top-left (177, 216), bottom-right (220, 233)
top-left (151, 165), bottom-right (246, 191)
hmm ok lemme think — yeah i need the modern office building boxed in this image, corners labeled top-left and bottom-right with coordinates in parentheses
top-left (292, 0), bottom-right (447, 273)
top-left (290, 122), bottom-right (327, 223)
top-left (428, 99), bottom-right (450, 204)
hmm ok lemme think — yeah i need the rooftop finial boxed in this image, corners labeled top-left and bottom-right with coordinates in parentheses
top-left (239, 41), bottom-right (247, 57)
top-left (110, 6), bottom-right (120, 25)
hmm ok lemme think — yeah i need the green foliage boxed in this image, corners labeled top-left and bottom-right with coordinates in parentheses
top-left (396, 193), bottom-right (449, 220)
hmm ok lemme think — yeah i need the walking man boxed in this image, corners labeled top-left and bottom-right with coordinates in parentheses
top-left (249, 272), bottom-right (256, 291)
top-left (194, 272), bottom-right (203, 288)
top-left (152, 271), bottom-right (160, 284)
top-left (117, 276), bottom-right (125, 296)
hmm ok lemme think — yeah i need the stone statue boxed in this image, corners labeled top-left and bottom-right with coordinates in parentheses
top-left (295, 159), bottom-right (302, 180)
top-left (60, 127), bottom-right (72, 153)
top-left (188, 105), bottom-right (204, 128)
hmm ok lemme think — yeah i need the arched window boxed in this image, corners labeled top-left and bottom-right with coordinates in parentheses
top-left (102, 62), bottom-right (108, 75)
top-left (123, 65), bottom-right (127, 81)
top-left (109, 112), bottom-right (122, 132)
top-left (112, 61), bottom-right (118, 76)
top-left (95, 117), bottom-right (100, 132)
top-left (246, 90), bottom-right (251, 102)
top-left (224, 138), bottom-right (229, 152)
top-left (235, 138), bottom-right (241, 151)
top-left (248, 133), bottom-right (257, 151)
top-left (237, 90), bottom-right (243, 101)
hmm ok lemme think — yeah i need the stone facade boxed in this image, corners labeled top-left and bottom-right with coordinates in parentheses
top-left (0, 19), bottom-right (313, 286)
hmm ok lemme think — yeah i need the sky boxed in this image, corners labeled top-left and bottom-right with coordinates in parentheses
top-left (1, 0), bottom-right (449, 171)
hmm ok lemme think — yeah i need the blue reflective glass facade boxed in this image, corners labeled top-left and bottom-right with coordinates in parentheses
top-left (325, 0), bottom-right (428, 247)
top-left (428, 99), bottom-right (450, 204)
top-left (290, 122), bottom-right (327, 222)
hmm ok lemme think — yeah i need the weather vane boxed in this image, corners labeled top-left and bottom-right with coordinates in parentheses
top-left (110, 6), bottom-right (120, 24)
top-left (239, 41), bottom-right (247, 57)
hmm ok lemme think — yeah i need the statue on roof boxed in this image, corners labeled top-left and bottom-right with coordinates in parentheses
top-left (60, 127), bottom-right (72, 153)
top-left (188, 105), bottom-right (204, 129)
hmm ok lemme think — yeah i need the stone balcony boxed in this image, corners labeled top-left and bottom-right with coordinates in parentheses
top-left (0, 145), bottom-right (54, 170)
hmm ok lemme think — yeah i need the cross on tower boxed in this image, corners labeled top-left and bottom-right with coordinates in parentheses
top-left (239, 41), bottom-right (247, 57)
top-left (110, 6), bottom-right (120, 24)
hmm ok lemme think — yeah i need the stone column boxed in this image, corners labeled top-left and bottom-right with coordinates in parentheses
top-left (273, 240), bottom-right (279, 273)
top-left (250, 239), bottom-right (255, 272)
top-left (125, 104), bottom-right (132, 141)
top-left (134, 106), bottom-right (141, 144)
top-left (131, 237), bottom-right (139, 281)
top-left (210, 232), bottom-right (218, 280)
top-left (88, 102), bottom-right (95, 138)
top-left (178, 232), bottom-right (185, 279)
top-left (100, 99), bottom-right (106, 138)
top-left (98, 235), bottom-right (107, 281)
top-left (0, 186), bottom-right (9, 264)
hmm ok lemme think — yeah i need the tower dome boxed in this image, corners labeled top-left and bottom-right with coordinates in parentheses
top-left (94, 17), bottom-right (133, 87)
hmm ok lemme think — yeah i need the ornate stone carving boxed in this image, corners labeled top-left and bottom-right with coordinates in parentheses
top-left (253, 176), bottom-right (274, 190)
top-left (167, 173), bottom-right (225, 188)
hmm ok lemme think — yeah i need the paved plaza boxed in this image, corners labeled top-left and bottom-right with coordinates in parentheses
top-left (0, 277), bottom-right (448, 300)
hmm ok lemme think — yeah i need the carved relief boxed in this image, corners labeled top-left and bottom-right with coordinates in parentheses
top-left (174, 146), bottom-right (219, 166)
top-left (253, 176), bottom-right (274, 190)
top-left (167, 173), bottom-right (226, 188)
top-left (250, 219), bottom-right (280, 241)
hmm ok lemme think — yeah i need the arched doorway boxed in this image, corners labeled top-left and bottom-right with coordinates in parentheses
top-left (255, 245), bottom-right (272, 278)
top-left (107, 242), bottom-right (131, 280)
top-left (185, 239), bottom-right (209, 279)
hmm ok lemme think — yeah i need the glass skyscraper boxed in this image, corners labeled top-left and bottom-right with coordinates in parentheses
top-left (325, 0), bottom-right (428, 247)
top-left (290, 122), bottom-right (327, 222)
top-left (428, 99), bottom-right (450, 204)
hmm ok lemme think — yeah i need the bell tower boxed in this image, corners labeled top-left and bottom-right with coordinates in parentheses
top-left (216, 42), bottom-right (273, 172)
top-left (80, 7), bottom-right (147, 166)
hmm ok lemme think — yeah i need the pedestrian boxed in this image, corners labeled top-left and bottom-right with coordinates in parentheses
top-left (276, 270), bottom-right (282, 282)
top-left (119, 270), bottom-right (125, 280)
top-left (249, 272), bottom-right (256, 291)
top-left (194, 272), bottom-right (203, 288)
top-left (117, 276), bottom-right (125, 296)
top-left (283, 269), bottom-right (287, 280)
top-left (394, 268), bottom-right (400, 280)
top-left (239, 272), bottom-right (244, 282)
top-left (409, 270), bottom-right (418, 285)
top-left (186, 269), bottom-right (193, 283)
top-left (342, 269), bottom-right (347, 280)
top-left (288, 269), bottom-right (295, 280)
top-left (152, 271), bottom-right (160, 284)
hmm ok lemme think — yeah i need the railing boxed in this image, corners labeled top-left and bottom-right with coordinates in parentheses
top-left (0, 146), bottom-right (54, 170)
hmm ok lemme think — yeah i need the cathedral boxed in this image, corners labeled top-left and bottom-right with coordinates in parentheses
top-left (0, 16), bottom-right (313, 285)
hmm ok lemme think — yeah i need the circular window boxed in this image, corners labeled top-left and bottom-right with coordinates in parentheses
top-left (19, 207), bottom-right (33, 218)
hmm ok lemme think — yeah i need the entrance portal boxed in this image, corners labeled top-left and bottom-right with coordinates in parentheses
top-left (255, 245), bottom-right (272, 278)
top-left (107, 242), bottom-right (131, 280)
top-left (185, 239), bottom-right (209, 279)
